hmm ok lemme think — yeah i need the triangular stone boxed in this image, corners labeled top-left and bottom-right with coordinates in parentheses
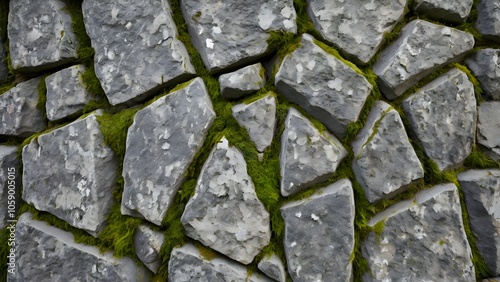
top-left (258, 253), bottom-right (286, 282)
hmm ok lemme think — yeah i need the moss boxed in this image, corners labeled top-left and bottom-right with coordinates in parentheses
top-left (63, 0), bottom-right (95, 65)
top-left (464, 145), bottom-right (500, 169)
top-left (452, 63), bottom-right (484, 104)
top-left (36, 75), bottom-right (49, 120)
top-left (267, 31), bottom-right (302, 59)
top-left (313, 39), bottom-right (364, 76)
top-left (194, 242), bottom-right (218, 261)
top-left (372, 220), bottom-right (385, 237)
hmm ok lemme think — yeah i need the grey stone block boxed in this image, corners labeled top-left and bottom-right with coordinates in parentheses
top-left (220, 63), bottom-right (266, 99)
top-left (134, 225), bottom-right (165, 274)
top-left (466, 48), bottom-right (500, 101)
top-left (477, 101), bottom-right (500, 161)
top-left (414, 0), bottom-right (473, 23)
top-left (258, 253), bottom-right (286, 282)
top-left (476, 0), bottom-right (500, 42)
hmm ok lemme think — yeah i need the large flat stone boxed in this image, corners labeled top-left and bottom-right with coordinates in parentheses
top-left (134, 225), bottom-right (165, 274)
top-left (413, 0), bottom-right (473, 23)
top-left (220, 63), bottom-right (266, 99)
top-left (466, 48), bottom-right (500, 101)
top-left (476, 0), bottom-right (500, 42)
top-left (0, 146), bottom-right (20, 229)
top-left (477, 101), bottom-right (500, 161)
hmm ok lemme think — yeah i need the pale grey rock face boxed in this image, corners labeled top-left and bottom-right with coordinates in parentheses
top-left (0, 78), bottom-right (46, 137)
top-left (8, 0), bottom-right (77, 72)
top-left (258, 253), bottom-right (286, 282)
top-left (134, 225), bottom-right (165, 274)
top-left (362, 184), bottom-right (475, 281)
top-left (280, 108), bottom-right (348, 197)
top-left (220, 63), bottom-right (266, 99)
top-left (181, 137), bottom-right (271, 265)
top-left (281, 179), bottom-right (355, 282)
top-left (0, 34), bottom-right (8, 81)
top-left (373, 20), bottom-right (474, 99)
top-left (0, 146), bottom-right (19, 229)
top-left (477, 102), bottom-right (500, 161)
top-left (181, 0), bottom-right (297, 72)
top-left (275, 34), bottom-right (372, 138)
top-left (476, 0), bottom-right (500, 42)
top-left (121, 78), bottom-right (215, 226)
top-left (414, 0), bottom-right (473, 23)
top-left (307, 0), bottom-right (407, 65)
top-left (352, 101), bottom-right (424, 203)
top-left (45, 65), bottom-right (94, 121)
top-left (82, 0), bottom-right (195, 105)
top-left (402, 68), bottom-right (477, 171)
top-left (466, 48), bottom-right (500, 101)
top-left (22, 113), bottom-right (118, 237)
top-left (232, 94), bottom-right (276, 153)
top-left (458, 169), bottom-right (500, 276)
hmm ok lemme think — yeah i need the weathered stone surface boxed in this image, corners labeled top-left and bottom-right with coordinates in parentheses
top-left (0, 78), bottom-right (47, 137)
top-left (134, 225), bottom-right (165, 274)
top-left (232, 94), bottom-right (276, 153)
top-left (485, 278), bottom-right (500, 282)
top-left (280, 108), bottom-right (347, 197)
top-left (181, 137), bottom-right (271, 265)
top-left (45, 65), bottom-right (93, 121)
top-left (275, 34), bottom-right (372, 138)
top-left (307, 0), bottom-right (407, 65)
top-left (373, 20), bottom-right (474, 99)
top-left (22, 113), bottom-right (118, 237)
top-left (82, 0), bottom-right (195, 105)
top-left (0, 146), bottom-right (19, 229)
top-left (121, 78), bottom-right (215, 226)
top-left (220, 63), bottom-right (266, 99)
top-left (10, 212), bottom-right (151, 282)
top-left (181, 0), bottom-right (297, 72)
top-left (352, 101), bottom-right (424, 203)
top-left (0, 33), bottom-right (8, 81)
top-left (168, 244), bottom-right (272, 282)
top-left (8, 0), bottom-right (77, 72)
top-left (281, 179), bottom-right (355, 282)
top-left (414, 0), bottom-right (473, 23)
top-left (466, 48), bottom-right (500, 101)
top-left (477, 101), bottom-right (500, 161)
top-left (258, 253), bottom-right (286, 282)
top-left (476, 0), bottom-right (500, 42)
top-left (402, 68), bottom-right (477, 171)
top-left (362, 184), bottom-right (475, 281)
top-left (458, 169), bottom-right (500, 276)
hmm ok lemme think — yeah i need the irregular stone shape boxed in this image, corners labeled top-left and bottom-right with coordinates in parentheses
top-left (402, 68), bottom-right (477, 171)
top-left (122, 78), bottom-right (215, 226)
top-left (373, 19), bottom-right (474, 100)
top-left (220, 63), bottom-right (266, 99)
top-left (413, 0), bottom-right (473, 23)
top-left (22, 113), bottom-right (118, 237)
top-left (476, 0), bottom-right (500, 42)
top-left (181, 137), bottom-right (271, 265)
top-left (0, 78), bottom-right (46, 137)
top-left (181, 0), bottom-right (297, 72)
top-left (281, 179), bottom-right (355, 282)
top-left (168, 244), bottom-right (272, 282)
top-left (232, 94), bottom-right (276, 152)
top-left (82, 0), bottom-right (195, 105)
top-left (0, 146), bottom-right (19, 229)
top-left (477, 101), bottom-right (500, 161)
top-left (45, 65), bottom-right (94, 121)
top-left (0, 33), bottom-right (8, 81)
top-left (485, 278), bottom-right (500, 282)
top-left (458, 169), bottom-right (500, 276)
top-left (280, 108), bottom-right (347, 197)
top-left (307, 0), bottom-right (407, 65)
top-left (134, 225), bottom-right (165, 274)
top-left (8, 0), bottom-right (77, 72)
top-left (466, 48), bottom-right (500, 101)
top-left (352, 101), bottom-right (424, 203)
top-left (362, 184), bottom-right (475, 281)
top-left (275, 34), bottom-right (372, 138)
top-left (258, 253), bottom-right (286, 282)
top-left (10, 212), bottom-right (151, 282)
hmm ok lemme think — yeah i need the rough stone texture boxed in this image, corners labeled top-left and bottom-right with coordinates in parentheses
top-left (232, 94), bottom-right (276, 153)
top-left (82, 0), bottom-right (195, 105)
top-left (414, 0), bottom-right (473, 23)
top-left (0, 146), bottom-right (19, 229)
top-left (168, 244), bottom-right (272, 282)
top-left (281, 179), bottom-right (355, 282)
top-left (121, 78), bottom-right (215, 226)
top-left (220, 63), bottom-right (266, 99)
top-left (280, 108), bottom-right (348, 197)
top-left (22, 113), bottom-right (118, 237)
top-left (8, 0), bottom-right (77, 72)
top-left (0, 78), bottom-right (47, 137)
top-left (134, 225), bottom-right (165, 274)
top-left (466, 48), bottom-right (500, 101)
top-left (476, 0), bottom-right (500, 42)
top-left (181, 137), bottom-right (271, 265)
top-left (362, 184), bottom-right (475, 281)
top-left (275, 34), bottom-right (372, 138)
top-left (258, 254), bottom-right (286, 282)
top-left (373, 19), bottom-right (474, 100)
top-left (307, 0), bottom-right (407, 65)
top-left (458, 169), bottom-right (500, 276)
top-left (181, 0), bottom-right (297, 72)
top-left (477, 101), bottom-right (500, 161)
top-left (352, 101), bottom-right (424, 203)
top-left (0, 33), bottom-right (8, 81)
top-left (10, 212), bottom-right (151, 282)
top-left (45, 65), bottom-right (93, 121)
top-left (485, 278), bottom-right (500, 282)
top-left (402, 68), bottom-right (477, 171)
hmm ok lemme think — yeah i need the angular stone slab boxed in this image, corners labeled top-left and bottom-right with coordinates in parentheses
top-left (281, 179), bottom-right (355, 282)
top-left (458, 169), bottom-right (500, 276)
top-left (402, 68), bottom-right (477, 171)
top-left (275, 34), bottom-right (372, 138)
top-left (0, 146), bottom-right (20, 229)
top-left (8, 0), bottom-right (77, 72)
top-left (373, 20), bottom-right (474, 100)
top-left (280, 108), bottom-right (348, 197)
top-left (121, 78), bottom-right (215, 226)
top-left (181, 137), bottom-right (271, 265)
top-left (362, 184), bottom-right (475, 281)
top-left (413, 0), bottom-right (473, 23)
top-left (0, 33), bottom-right (8, 81)
top-left (9, 212), bottom-right (151, 281)
top-left (82, 0), bottom-right (195, 105)
top-left (258, 253), bottom-right (286, 282)
top-left (22, 113), bottom-right (118, 237)
top-left (307, 0), bottom-right (407, 65)
top-left (220, 63), bottom-right (266, 99)
top-left (232, 94), bottom-right (276, 153)
top-left (181, 0), bottom-right (296, 72)
top-left (134, 225), bottom-right (165, 274)
top-left (476, 0), bottom-right (500, 42)
top-left (0, 78), bottom-right (46, 137)
top-left (477, 101), bottom-right (500, 161)
top-left (352, 101), bottom-right (424, 203)
top-left (466, 48), bottom-right (500, 101)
